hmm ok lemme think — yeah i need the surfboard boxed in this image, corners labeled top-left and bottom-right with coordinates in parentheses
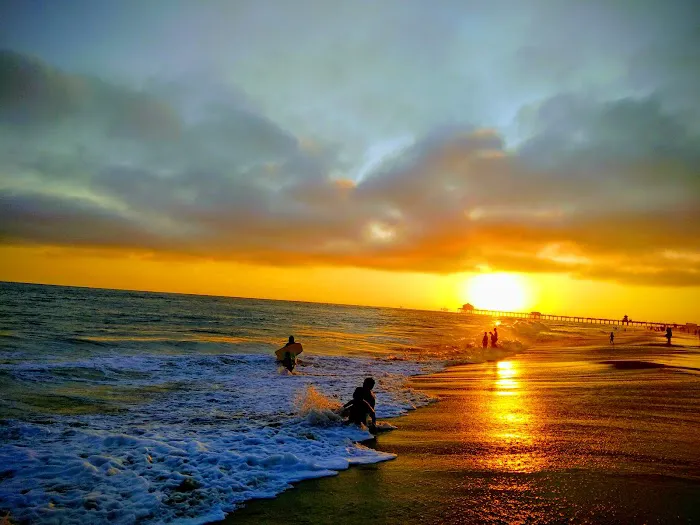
top-left (373, 422), bottom-right (397, 432)
top-left (275, 342), bottom-right (303, 361)
top-left (367, 422), bottom-right (397, 435)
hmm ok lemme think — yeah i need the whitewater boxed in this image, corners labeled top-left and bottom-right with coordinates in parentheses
top-left (0, 282), bottom-right (527, 524)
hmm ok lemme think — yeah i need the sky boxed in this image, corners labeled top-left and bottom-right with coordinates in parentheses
top-left (0, 0), bottom-right (699, 321)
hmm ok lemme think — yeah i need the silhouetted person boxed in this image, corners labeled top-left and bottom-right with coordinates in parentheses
top-left (610, 332), bottom-right (614, 345)
top-left (281, 335), bottom-right (297, 371)
top-left (493, 327), bottom-right (499, 346)
top-left (490, 331), bottom-right (497, 348)
top-left (342, 377), bottom-right (376, 431)
top-left (666, 327), bottom-right (673, 345)
top-left (482, 332), bottom-right (488, 348)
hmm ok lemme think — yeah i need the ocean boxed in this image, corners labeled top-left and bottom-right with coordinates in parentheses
top-left (0, 282), bottom-right (521, 524)
top-left (3, 282), bottom-right (699, 524)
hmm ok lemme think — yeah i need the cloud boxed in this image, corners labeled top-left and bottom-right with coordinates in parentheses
top-left (0, 50), bottom-right (699, 286)
top-left (0, 50), bottom-right (180, 140)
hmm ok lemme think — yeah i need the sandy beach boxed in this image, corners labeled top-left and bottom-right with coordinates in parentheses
top-left (220, 329), bottom-right (700, 524)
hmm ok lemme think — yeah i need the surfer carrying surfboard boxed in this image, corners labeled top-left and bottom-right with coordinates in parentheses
top-left (276, 336), bottom-right (303, 372)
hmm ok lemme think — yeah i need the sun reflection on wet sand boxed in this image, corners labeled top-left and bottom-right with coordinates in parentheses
top-left (479, 360), bottom-right (548, 473)
top-left (495, 360), bottom-right (519, 393)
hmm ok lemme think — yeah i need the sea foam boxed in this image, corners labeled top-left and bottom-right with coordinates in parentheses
top-left (0, 353), bottom-right (435, 524)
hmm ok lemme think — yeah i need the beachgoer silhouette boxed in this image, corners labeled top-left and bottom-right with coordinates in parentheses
top-left (665, 327), bottom-right (673, 345)
top-left (610, 332), bottom-right (614, 345)
top-left (490, 331), bottom-right (497, 348)
top-left (281, 335), bottom-right (297, 371)
top-left (342, 377), bottom-right (376, 431)
top-left (493, 327), bottom-right (499, 347)
top-left (482, 332), bottom-right (488, 348)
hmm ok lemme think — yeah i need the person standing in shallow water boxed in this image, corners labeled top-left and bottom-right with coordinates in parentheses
top-left (493, 327), bottom-right (499, 347)
top-left (610, 332), bottom-right (615, 345)
top-left (482, 332), bottom-right (488, 348)
top-left (665, 327), bottom-right (673, 345)
top-left (281, 335), bottom-right (297, 372)
top-left (490, 331), bottom-right (497, 348)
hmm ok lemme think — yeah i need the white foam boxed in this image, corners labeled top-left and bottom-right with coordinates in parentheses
top-left (0, 353), bottom-right (435, 524)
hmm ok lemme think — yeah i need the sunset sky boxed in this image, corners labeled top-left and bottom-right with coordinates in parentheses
top-left (1, 0), bottom-right (699, 321)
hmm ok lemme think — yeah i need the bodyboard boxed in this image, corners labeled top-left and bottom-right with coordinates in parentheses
top-left (275, 342), bottom-right (303, 361)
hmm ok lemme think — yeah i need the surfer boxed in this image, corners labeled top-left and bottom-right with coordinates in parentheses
top-left (482, 332), bottom-right (488, 348)
top-left (279, 335), bottom-right (299, 372)
top-left (341, 377), bottom-right (377, 432)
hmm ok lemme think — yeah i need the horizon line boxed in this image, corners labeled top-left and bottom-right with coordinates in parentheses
top-left (2, 279), bottom-right (697, 325)
top-left (0, 279), bottom-right (428, 314)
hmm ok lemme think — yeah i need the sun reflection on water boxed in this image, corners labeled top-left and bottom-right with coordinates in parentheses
top-left (495, 361), bottom-right (518, 393)
top-left (480, 360), bottom-right (547, 472)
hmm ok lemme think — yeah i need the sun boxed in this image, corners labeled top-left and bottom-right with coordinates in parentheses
top-left (464, 273), bottom-right (531, 312)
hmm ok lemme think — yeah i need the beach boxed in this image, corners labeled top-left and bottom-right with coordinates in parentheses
top-left (1, 283), bottom-right (699, 524)
top-left (223, 330), bottom-right (700, 524)
top-left (4, 2), bottom-right (700, 522)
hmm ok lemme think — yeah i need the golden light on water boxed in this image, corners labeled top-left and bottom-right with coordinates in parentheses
top-left (480, 360), bottom-right (547, 473)
top-left (495, 360), bottom-right (518, 393)
top-left (464, 273), bottom-right (531, 311)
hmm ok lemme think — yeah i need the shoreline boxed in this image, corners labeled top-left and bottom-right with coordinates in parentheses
top-left (206, 341), bottom-right (527, 523)
top-left (213, 331), bottom-right (700, 524)
top-left (207, 371), bottom-right (447, 525)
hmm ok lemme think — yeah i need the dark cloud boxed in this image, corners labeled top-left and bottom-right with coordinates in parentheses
top-left (0, 191), bottom-right (164, 249)
top-left (0, 50), bottom-right (180, 140)
top-left (0, 50), bottom-right (699, 286)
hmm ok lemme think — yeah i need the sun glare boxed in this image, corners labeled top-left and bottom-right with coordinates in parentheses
top-left (464, 273), bottom-right (530, 312)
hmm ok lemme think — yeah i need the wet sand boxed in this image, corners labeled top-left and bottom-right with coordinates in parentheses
top-left (216, 331), bottom-right (700, 524)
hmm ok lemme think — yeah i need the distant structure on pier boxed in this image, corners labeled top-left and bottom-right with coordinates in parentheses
top-left (459, 304), bottom-right (695, 332)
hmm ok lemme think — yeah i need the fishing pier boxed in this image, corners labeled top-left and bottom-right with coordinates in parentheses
top-left (458, 304), bottom-right (695, 331)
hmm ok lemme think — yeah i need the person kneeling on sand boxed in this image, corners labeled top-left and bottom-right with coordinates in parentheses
top-left (341, 377), bottom-right (377, 432)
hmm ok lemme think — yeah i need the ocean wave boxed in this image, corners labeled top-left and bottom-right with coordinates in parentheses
top-left (0, 353), bottom-right (434, 524)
